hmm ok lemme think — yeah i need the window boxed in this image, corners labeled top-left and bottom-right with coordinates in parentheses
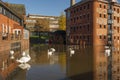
top-left (117, 27), bottom-right (119, 33)
top-left (117, 17), bottom-right (119, 23)
top-left (99, 4), bottom-right (102, 8)
top-left (104, 35), bottom-right (106, 39)
top-left (87, 24), bottom-right (89, 31)
top-left (80, 7), bottom-right (82, 10)
top-left (80, 26), bottom-right (81, 29)
top-left (74, 10), bottom-right (76, 13)
top-left (0, 6), bottom-right (2, 13)
top-left (118, 37), bottom-right (119, 40)
top-left (104, 14), bottom-right (106, 18)
top-left (87, 4), bottom-right (90, 9)
top-left (100, 25), bottom-right (102, 28)
top-left (117, 8), bottom-right (119, 13)
top-left (3, 8), bottom-right (6, 15)
top-left (83, 15), bottom-right (86, 18)
top-left (99, 14), bottom-right (102, 17)
top-left (114, 36), bottom-right (116, 39)
top-left (99, 35), bottom-right (102, 39)
top-left (104, 25), bottom-right (106, 28)
top-left (76, 8), bottom-right (79, 12)
top-left (84, 6), bottom-right (86, 9)
top-left (80, 15), bottom-right (82, 19)
top-left (114, 16), bottom-right (116, 20)
top-left (104, 5), bottom-right (106, 9)
top-left (87, 14), bottom-right (89, 20)
top-left (114, 8), bottom-right (116, 11)
top-left (77, 17), bottom-right (79, 20)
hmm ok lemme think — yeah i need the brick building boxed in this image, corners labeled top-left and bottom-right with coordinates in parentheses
top-left (65, 0), bottom-right (120, 46)
top-left (0, 1), bottom-right (29, 79)
top-left (65, 0), bottom-right (120, 80)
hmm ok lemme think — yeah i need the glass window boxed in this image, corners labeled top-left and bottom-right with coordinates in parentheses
top-left (104, 14), bottom-right (106, 18)
top-left (100, 25), bottom-right (102, 28)
top-left (104, 25), bottom-right (106, 28)
top-left (87, 4), bottom-right (89, 9)
top-left (99, 14), bottom-right (102, 17)
top-left (104, 5), bottom-right (106, 9)
top-left (99, 35), bottom-right (102, 39)
top-left (99, 4), bottom-right (102, 8)
top-left (0, 6), bottom-right (2, 13)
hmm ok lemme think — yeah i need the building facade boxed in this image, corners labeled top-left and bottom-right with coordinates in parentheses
top-left (26, 14), bottom-right (59, 36)
top-left (65, 0), bottom-right (120, 80)
top-left (65, 0), bottom-right (120, 47)
top-left (0, 1), bottom-right (29, 79)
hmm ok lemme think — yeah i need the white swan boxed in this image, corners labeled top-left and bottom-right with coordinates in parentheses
top-left (69, 48), bottom-right (75, 57)
top-left (48, 49), bottom-right (53, 58)
top-left (50, 48), bottom-right (56, 52)
top-left (22, 51), bottom-right (26, 56)
top-left (16, 53), bottom-right (31, 64)
top-left (18, 63), bottom-right (31, 70)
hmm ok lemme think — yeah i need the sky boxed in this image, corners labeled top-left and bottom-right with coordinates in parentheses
top-left (2, 0), bottom-right (80, 16)
top-left (2, 0), bottom-right (120, 16)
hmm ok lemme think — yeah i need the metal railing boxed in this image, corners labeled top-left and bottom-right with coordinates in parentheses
top-left (0, 33), bottom-right (22, 41)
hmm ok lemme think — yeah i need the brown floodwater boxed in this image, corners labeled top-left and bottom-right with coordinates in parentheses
top-left (9, 44), bottom-right (117, 80)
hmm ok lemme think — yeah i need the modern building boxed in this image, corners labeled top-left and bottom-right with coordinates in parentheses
top-left (65, 0), bottom-right (120, 47)
top-left (26, 14), bottom-right (59, 36)
top-left (0, 1), bottom-right (29, 79)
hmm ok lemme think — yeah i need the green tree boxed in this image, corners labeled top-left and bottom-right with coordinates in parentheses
top-left (58, 12), bottom-right (66, 30)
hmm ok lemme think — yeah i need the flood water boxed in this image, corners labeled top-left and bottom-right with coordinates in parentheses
top-left (9, 44), bottom-right (119, 80)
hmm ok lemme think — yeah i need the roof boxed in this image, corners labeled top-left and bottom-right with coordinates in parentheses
top-left (0, 1), bottom-right (24, 19)
top-left (27, 14), bottom-right (59, 18)
top-left (65, 0), bottom-right (120, 11)
top-left (5, 2), bottom-right (26, 15)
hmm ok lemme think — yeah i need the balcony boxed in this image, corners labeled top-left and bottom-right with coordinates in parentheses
top-left (0, 32), bottom-right (22, 41)
top-left (108, 19), bottom-right (113, 24)
top-left (2, 33), bottom-right (8, 40)
top-left (108, 9), bottom-right (113, 14)
top-left (11, 34), bottom-right (22, 40)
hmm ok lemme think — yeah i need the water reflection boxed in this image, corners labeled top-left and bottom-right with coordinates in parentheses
top-left (9, 44), bottom-right (120, 80)
top-left (66, 46), bottom-right (93, 80)
top-left (20, 45), bottom-right (65, 80)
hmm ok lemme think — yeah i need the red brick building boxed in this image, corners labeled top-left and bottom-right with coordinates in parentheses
top-left (65, 0), bottom-right (120, 47)
top-left (0, 1), bottom-right (29, 79)
top-left (65, 0), bottom-right (120, 80)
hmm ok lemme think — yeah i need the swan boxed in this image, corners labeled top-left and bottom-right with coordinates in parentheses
top-left (48, 49), bottom-right (53, 58)
top-left (18, 63), bottom-right (31, 70)
top-left (50, 48), bottom-right (56, 52)
top-left (69, 48), bottom-right (75, 57)
top-left (16, 53), bottom-right (31, 64)
top-left (22, 51), bottom-right (26, 56)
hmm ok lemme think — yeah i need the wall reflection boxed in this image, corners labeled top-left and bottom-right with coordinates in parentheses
top-left (66, 45), bottom-right (120, 80)
top-left (66, 46), bottom-right (93, 80)
top-left (30, 44), bottom-right (66, 69)
top-left (6, 44), bottom-right (120, 80)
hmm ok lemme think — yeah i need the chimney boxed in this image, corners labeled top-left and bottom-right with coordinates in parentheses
top-left (70, 0), bottom-right (76, 6)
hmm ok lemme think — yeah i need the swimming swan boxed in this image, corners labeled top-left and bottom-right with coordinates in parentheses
top-left (16, 53), bottom-right (31, 64)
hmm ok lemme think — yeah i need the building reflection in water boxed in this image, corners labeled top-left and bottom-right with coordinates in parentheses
top-left (66, 45), bottom-right (93, 80)
top-left (7, 44), bottom-right (120, 80)
top-left (26, 45), bottom-right (66, 80)
top-left (66, 45), bottom-right (120, 80)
